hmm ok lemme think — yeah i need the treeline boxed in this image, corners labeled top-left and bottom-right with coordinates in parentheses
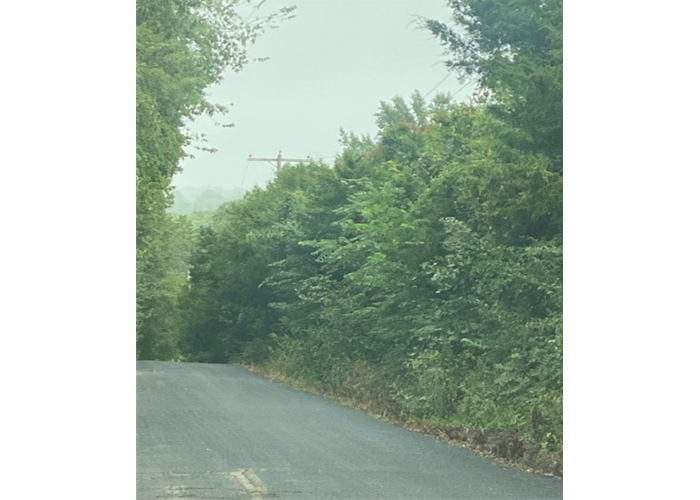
top-left (136, 0), bottom-right (295, 359)
top-left (170, 186), bottom-right (246, 215)
top-left (137, 0), bottom-right (563, 465)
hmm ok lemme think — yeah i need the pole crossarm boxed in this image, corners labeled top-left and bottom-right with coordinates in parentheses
top-left (247, 157), bottom-right (310, 162)
top-left (247, 151), bottom-right (314, 174)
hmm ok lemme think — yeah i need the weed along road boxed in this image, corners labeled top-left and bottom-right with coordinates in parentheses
top-left (137, 361), bottom-right (563, 499)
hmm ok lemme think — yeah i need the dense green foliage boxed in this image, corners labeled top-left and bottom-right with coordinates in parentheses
top-left (138, 0), bottom-right (562, 455)
top-left (136, 0), bottom-right (294, 359)
top-left (179, 1), bottom-right (562, 449)
top-left (170, 186), bottom-right (246, 214)
top-left (181, 91), bottom-right (562, 446)
top-left (425, 0), bottom-right (563, 171)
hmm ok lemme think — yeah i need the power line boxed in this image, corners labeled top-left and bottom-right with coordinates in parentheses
top-left (423, 71), bottom-right (454, 99)
top-left (277, 152), bottom-right (337, 162)
top-left (248, 151), bottom-right (313, 175)
top-left (286, 152), bottom-right (314, 159)
top-left (452, 77), bottom-right (479, 98)
top-left (240, 161), bottom-right (250, 187)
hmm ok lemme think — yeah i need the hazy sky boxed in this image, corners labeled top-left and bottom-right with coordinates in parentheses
top-left (173, 0), bottom-right (473, 191)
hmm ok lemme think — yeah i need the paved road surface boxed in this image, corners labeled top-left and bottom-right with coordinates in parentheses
top-left (137, 361), bottom-right (563, 499)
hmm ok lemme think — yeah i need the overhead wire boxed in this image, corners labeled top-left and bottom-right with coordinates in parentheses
top-left (240, 161), bottom-right (250, 187)
top-left (423, 70), bottom-right (454, 99)
top-left (452, 76), bottom-right (479, 98)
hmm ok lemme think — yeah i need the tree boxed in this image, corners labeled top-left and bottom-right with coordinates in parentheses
top-left (178, 92), bottom-right (564, 453)
top-left (425, 0), bottom-right (563, 169)
top-left (179, 162), bottom-right (346, 363)
top-left (173, 3), bottom-right (563, 460)
top-left (136, 0), bottom-right (294, 359)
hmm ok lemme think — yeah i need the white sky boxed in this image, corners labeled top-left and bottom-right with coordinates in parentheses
top-left (173, 0), bottom-right (474, 191)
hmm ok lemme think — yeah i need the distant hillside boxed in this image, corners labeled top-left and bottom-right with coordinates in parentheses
top-left (169, 186), bottom-right (246, 214)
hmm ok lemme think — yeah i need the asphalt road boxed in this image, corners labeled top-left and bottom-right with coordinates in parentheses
top-left (137, 361), bottom-right (563, 500)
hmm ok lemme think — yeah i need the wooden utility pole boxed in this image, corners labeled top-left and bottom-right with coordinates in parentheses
top-left (247, 151), bottom-right (313, 175)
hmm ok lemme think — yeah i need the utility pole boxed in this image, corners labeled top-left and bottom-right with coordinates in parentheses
top-left (247, 151), bottom-right (313, 175)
